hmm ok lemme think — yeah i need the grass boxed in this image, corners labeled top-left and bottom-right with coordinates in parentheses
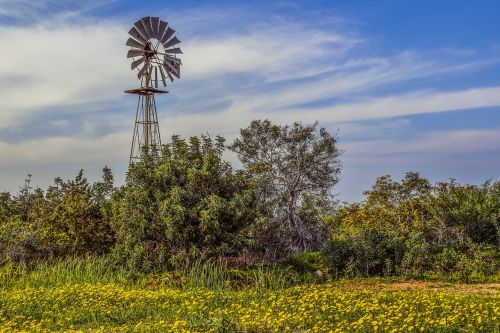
top-left (0, 256), bottom-right (134, 289)
top-left (0, 257), bottom-right (498, 332)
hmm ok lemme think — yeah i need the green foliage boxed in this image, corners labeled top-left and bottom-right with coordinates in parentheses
top-left (111, 135), bottom-right (257, 272)
top-left (282, 251), bottom-right (325, 273)
top-left (230, 120), bottom-right (341, 255)
top-left (328, 227), bottom-right (405, 278)
top-left (431, 179), bottom-right (500, 247)
top-left (0, 168), bottom-right (115, 264)
top-left (325, 172), bottom-right (500, 281)
top-left (35, 168), bottom-right (115, 256)
top-left (0, 216), bottom-right (45, 264)
top-left (1, 121), bottom-right (498, 284)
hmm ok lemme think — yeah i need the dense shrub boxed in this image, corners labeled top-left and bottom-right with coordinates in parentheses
top-left (328, 227), bottom-right (405, 277)
top-left (0, 168), bottom-right (115, 264)
top-left (324, 172), bottom-right (500, 281)
top-left (34, 169), bottom-right (115, 256)
top-left (110, 136), bottom-right (257, 272)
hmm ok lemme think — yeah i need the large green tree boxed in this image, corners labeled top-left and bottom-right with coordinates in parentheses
top-left (111, 135), bottom-right (257, 272)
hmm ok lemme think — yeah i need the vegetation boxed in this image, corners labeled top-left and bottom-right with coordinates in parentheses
top-left (0, 168), bottom-right (114, 264)
top-left (230, 120), bottom-right (341, 254)
top-left (0, 258), bottom-right (498, 332)
top-left (0, 119), bottom-right (499, 332)
top-left (111, 135), bottom-right (257, 272)
top-left (326, 172), bottom-right (499, 282)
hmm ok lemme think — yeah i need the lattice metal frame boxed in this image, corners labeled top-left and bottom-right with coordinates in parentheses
top-left (129, 92), bottom-right (162, 163)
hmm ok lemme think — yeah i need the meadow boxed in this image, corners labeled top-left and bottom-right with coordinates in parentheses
top-left (0, 257), bottom-right (498, 333)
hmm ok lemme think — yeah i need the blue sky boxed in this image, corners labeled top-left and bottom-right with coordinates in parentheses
top-left (0, 0), bottom-right (499, 201)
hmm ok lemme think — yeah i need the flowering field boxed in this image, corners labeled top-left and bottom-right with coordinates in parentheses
top-left (0, 281), bottom-right (498, 332)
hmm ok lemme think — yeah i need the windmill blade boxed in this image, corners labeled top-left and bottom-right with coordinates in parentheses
top-left (142, 16), bottom-right (154, 40)
top-left (163, 65), bottom-right (175, 82)
top-left (131, 57), bottom-right (145, 70)
top-left (163, 36), bottom-right (180, 49)
top-left (137, 63), bottom-right (148, 79)
top-left (164, 47), bottom-right (183, 55)
top-left (162, 63), bottom-right (174, 82)
top-left (160, 27), bottom-right (175, 44)
top-left (126, 37), bottom-right (145, 49)
top-left (164, 60), bottom-right (180, 79)
top-left (133, 20), bottom-right (149, 40)
top-left (151, 17), bottom-right (160, 38)
top-left (172, 63), bottom-right (181, 79)
top-left (158, 64), bottom-right (167, 87)
top-left (158, 20), bottom-right (168, 40)
top-left (128, 27), bottom-right (147, 44)
top-left (165, 55), bottom-right (182, 65)
top-left (163, 59), bottom-right (176, 72)
top-left (127, 49), bottom-right (144, 58)
top-left (154, 66), bottom-right (158, 88)
top-left (170, 69), bottom-right (180, 79)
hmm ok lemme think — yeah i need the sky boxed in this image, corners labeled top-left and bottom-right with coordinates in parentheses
top-left (0, 0), bottom-right (499, 202)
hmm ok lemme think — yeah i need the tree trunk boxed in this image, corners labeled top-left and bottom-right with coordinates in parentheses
top-left (288, 192), bottom-right (309, 252)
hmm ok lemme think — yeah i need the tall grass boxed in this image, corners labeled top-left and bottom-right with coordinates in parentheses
top-left (0, 255), bottom-right (312, 291)
top-left (182, 258), bottom-right (230, 291)
top-left (0, 255), bottom-right (134, 289)
top-left (250, 264), bottom-right (296, 291)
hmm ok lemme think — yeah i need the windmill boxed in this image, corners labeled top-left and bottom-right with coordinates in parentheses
top-left (125, 16), bottom-right (183, 163)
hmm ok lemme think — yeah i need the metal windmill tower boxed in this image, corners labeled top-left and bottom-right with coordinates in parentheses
top-left (125, 16), bottom-right (183, 163)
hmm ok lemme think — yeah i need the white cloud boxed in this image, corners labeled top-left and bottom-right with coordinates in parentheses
top-left (342, 129), bottom-right (500, 156)
top-left (0, 0), bottom-right (114, 21)
top-left (0, 6), bottom-right (497, 132)
top-left (0, 20), bottom-right (132, 128)
top-left (182, 28), bottom-right (358, 80)
top-left (0, 132), bottom-right (128, 167)
top-left (157, 85), bottom-right (500, 139)
top-left (298, 86), bottom-right (500, 123)
top-left (0, 3), bottom-right (499, 199)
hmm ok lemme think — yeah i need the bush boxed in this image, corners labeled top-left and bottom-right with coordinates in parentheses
top-left (282, 251), bottom-right (326, 273)
top-left (0, 218), bottom-right (45, 264)
top-left (326, 226), bottom-right (405, 278)
top-left (324, 173), bottom-right (500, 281)
top-left (111, 136), bottom-right (258, 272)
top-left (0, 168), bottom-right (115, 263)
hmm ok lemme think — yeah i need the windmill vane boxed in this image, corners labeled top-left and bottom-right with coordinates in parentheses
top-left (125, 16), bottom-right (183, 163)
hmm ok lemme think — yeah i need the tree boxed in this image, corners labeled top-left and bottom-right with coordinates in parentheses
top-left (431, 179), bottom-right (500, 248)
top-left (111, 135), bottom-right (257, 272)
top-left (230, 120), bottom-right (341, 253)
top-left (32, 168), bottom-right (115, 257)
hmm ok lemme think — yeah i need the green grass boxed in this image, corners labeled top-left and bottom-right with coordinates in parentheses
top-left (0, 256), bottom-right (498, 332)
top-left (0, 255), bottom-right (135, 289)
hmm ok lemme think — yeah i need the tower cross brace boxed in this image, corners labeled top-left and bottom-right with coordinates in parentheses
top-left (125, 87), bottom-right (168, 163)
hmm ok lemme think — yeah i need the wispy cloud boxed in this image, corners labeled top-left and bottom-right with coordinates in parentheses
top-left (343, 129), bottom-right (500, 156)
top-left (0, 1), bottom-right (498, 199)
top-left (0, 0), bottom-right (115, 22)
